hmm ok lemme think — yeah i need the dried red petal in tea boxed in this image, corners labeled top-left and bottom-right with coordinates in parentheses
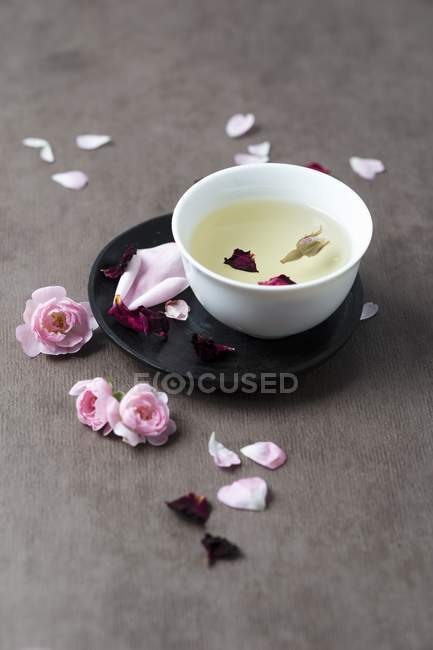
top-left (108, 296), bottom-right (169, 337)
top-left (305, 162), bottom-right (331, 174)
top-left (224, 248), bottom-right (258, 272)
top-left (201, 533), bottom-right (241, 566)
top-left (192, 333), bottom-right (235, 362)
top-left (258, 274), bottom-right (296, 286)
top-left (166, 493), bottom-right (211, 524)
top-left (101, 243), bottom-right (136, 279)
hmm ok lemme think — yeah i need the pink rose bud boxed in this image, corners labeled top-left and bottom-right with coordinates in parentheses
top-left (69, 378), bottom-right (114, 435)
top-left (16, 286), bottom-right (97, 357)
top-left (106, 383), bottom-right (176, 447)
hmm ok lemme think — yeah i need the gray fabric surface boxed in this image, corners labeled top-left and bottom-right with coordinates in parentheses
top-left (1, 0), bottom-right (433, 648)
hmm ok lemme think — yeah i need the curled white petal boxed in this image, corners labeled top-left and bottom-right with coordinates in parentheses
top-left (51, 171), bottom-right (88, 190)
top-left (225, 113), bottom-right (255, 138)
top-left (165, 299), bottom-right (190, 321)
top-left (208, 432), bottom-right (241, 468)
top-left (360, 302), bottom-right (379, 321)
top-left (217, 477), bottom-right (267, 511)
top-left (240, 441), bottom-right (286, 469)
top-left (22, 137), bottom-right (49, 149)
top-left (349, 157), bottom-right (385, 180)
top-left (234, 153), bottom-right (269, 166)
top-left (40, 143), bottom-right (55, 163)
top-left (248, 141), bottom-right (271, 157)
top-left (76, 134), bottom-right (112, 150)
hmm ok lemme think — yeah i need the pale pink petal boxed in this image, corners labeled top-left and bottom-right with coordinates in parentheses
top-left (114, 422), bottom-right (143, 446)
top-left (234, 153), bottom-right (269, 166)
top-left (31, 286), bottom-right (67, 305)
top-left (248, 141), bottom-right (271, 157)
top-left (106, 396), bottom-right (121, 430)
top-left (15, 324), bottom-right (41, 357)
top-left (217, 477), bottom-right (267, 511)
top-left (81, 301), bottom-right (98, 330)
top-left (69, 380), bottom-right (93, 396)
top-left (225, 113), bottom-right (255, 138)
top-left (240, 442), bottom-right (287, 469)
top-left (208, 432), bottom-right (241, 468)
top-left (40, 143), bottom-right (55, 163)
top-left (76, 134), bottom-right (112, 150)
top-left (147, 419), bottom-right (177, 446)
top-left (349, 157), bottom-right (385, 180)
top-left (165, 299), bottom-right (190, 321)
top-left (360, 302), bottom-right (379, 321)
top-left (51, 171), bottom-right (88, 190)
top-left (22, 137), bottom-right (49, 148)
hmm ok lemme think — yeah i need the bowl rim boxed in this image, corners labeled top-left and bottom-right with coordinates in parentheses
top-left (172, 163), bottom-right (373, 292)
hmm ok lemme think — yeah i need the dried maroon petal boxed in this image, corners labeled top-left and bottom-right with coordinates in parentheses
top-left (192, 333), bottom-right (235, 362)
top-left (101, 243), bottom-right (136, 279)
top-left (305, 162), bottom-right (331, 174)
top-left (224, 248), bottom-right (258, 272)
top-left (258, 274), bottom-right (296, 286)
top-left (201, 533), bottom-right (241, 566)
top-left (166, 493), bottom-right (211, 524)
top-left (108, 296), bottom-right (169, 337)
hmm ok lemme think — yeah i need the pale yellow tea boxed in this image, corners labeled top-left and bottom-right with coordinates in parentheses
top-left (189, 199), bottom-right (351, 285)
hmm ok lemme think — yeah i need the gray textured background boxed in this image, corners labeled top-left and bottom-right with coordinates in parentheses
top-left (1, 0), bottom-right (433, 649)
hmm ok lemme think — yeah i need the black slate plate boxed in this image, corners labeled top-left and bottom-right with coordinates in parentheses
top-left (88, 214), bottom-right (363, 387)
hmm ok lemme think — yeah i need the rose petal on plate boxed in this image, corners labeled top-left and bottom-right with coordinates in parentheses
top-left (224, 248), bottom-right (258, 272)
top-left (258, 274), bottom-right (296, 286)
top-left (225, 113), bottom-right (255, 138)
top-left (217, 477), bottom-right (268, 511)
top-left (234, 152), bottom-right (269, 165)
top-left (201, 533), bottom-right (241, 566)
top-left (166, 492), bottom-right (211, 524)
top-left (240, 442), bottom-right (287, 469)
top-left (101, 243), bottom-right (137, 279)
top-left (305, 161), bottom-right (331, 174)
top-left (51, 171), bottom-right (88, 190)
top-left (22, 137), bottom-right (49, 149)
top-left (108, 296), bottom-right (169, 336)
top-left (40, 143), bottom-right (55, 163)
top-left (192, 333), bottom-right (235, 362)
top-left (165, 299), bottom-right (190, 321)
top-left (76, 134), bottom-right (112, 150)
top-left (349, 157), bottom-right (385, 180)
top-left (248, 141), bottom-right (270, 157)
top-left (360, 302), bottom-right (379, 321)
top-left (208, 432), bottom-right (241, 468)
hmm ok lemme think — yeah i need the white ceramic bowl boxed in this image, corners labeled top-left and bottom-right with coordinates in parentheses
top-left (172, 163), bottom-right (373, 338)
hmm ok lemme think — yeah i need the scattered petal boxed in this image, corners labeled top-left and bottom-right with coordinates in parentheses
top-left (101, 243), bottom-right (137, 279)
top-left (108, 296), bottom-right (169, 337)
top-left (201, 533), bottom-right (241, 566)
top-left (258, 274), bottom-right (296, 286)
top-left (240, 442), bottom-right (287, 469)
top-left (76, 134), bottom-right (112, 150)
top-left (165, 299), bottom-right (190, 321)
top-left (360, 302), bottom-right (379, 321)
top-left (224, 248), bottom-right (258, 272)
top-left (349, 157), bottom-right (385, 180)
top-left (217, 477), bottom-right (268, 511)
top-left (208, 432), bottom-right (241, 468)
top-left (192, 333), bottom-right (235, 362)
top-left (225, 113), bottom-right (255, 138)
top-left (305, 161), bottom-right (331, 174)
top-left (167, 493), bottom-right (211, 524)
top-left (248, 141), bottom-right (270, 157)
top-left (40, 143), bottom-right (55, 163)
top-left (234, 152), bottom-right (269, 165)
top-left (22, 137), bottom-right (49, 149)
top-left (51, 171), bottom-right (88, 190)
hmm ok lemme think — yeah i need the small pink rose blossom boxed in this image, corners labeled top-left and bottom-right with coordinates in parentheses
top-left (69, 378), bottom-right (114, 435)
top-left (107, 383), bottom-right (176, 447)
top-left (16, 286), bottom-right (97, 357)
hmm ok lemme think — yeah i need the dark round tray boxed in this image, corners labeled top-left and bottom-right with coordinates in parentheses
top-left (88, 214), bottom-right (363, 386)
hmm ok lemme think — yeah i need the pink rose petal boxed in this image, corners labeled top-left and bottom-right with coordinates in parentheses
top-left (234, 152), bottom-right (269, 165)
top-left (51, 171), bottom-right (88, 190)
top-left (208, 432), bottom-right (241, 468)
top-left (240, 442), bottom-right (287, 469)
top-left (225, 113), bottom-right (255, 138)
top-left (165, 299), bottom-right (190, 321)
top-left (360, 302), bottom-right (379, 321)
top-left (248, 141), bottom-right (270, 157)
top-left (217, 477), bottom-right (267, 511)
top-left (76, 134), bottom-right (112, 150)
top-left (349, 157), bottom-right (385, 180)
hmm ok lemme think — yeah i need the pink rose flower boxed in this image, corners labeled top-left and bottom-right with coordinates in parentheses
top-left (69, 378), bottom-right (113, 435)
top-left (16, 286), bottom-right (97, 357)
top-left (107, 383), bottom-right (176, 447)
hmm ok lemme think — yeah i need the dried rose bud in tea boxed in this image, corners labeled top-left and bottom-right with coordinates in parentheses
top-left (281, 226), bottom-right (330, 263)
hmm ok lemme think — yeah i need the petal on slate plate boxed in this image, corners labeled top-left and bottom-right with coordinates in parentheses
top-left (234, 152), bottom-right (269, 165)
top-left (360, 302), bottom-right (379, 321)
top-left (76, 134), bottom-right (112, 150)
top-left (225, 113), bottom-right (255, 138)
top-left (217, 477), bottom-right (268, 511)
top-left (165, 299), bottom-right (190, 321)
top-left (248, 141), bottom-right (270, 157)
top-left (208, 432), bottom-right (241, 468)
top-left (40, 143), bottom-right (55, 163)
top-left (349, 157), bottom-right (385, 180)
top-left (240, 442), bottom-right (287, 469)
top-left (51, 171), bottom-right (88, 190)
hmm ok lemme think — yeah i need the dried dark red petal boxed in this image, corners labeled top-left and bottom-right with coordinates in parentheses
top-left (166, 493), bottom-right (211, 524)
top-left (305, 162), bottom-right (331, 174)
top-left (108, 296), bottom-right (169, 337)
top-left (101, 243), bottom-right (137, 279)
top-left (258, 274), bottom-right (296, 286)
top-left (192, 333), bottom-right (235, 362)
top-left (201, 533), bottom-right (241, 566)
top-left (224, 248), bottom-right (258, 272)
